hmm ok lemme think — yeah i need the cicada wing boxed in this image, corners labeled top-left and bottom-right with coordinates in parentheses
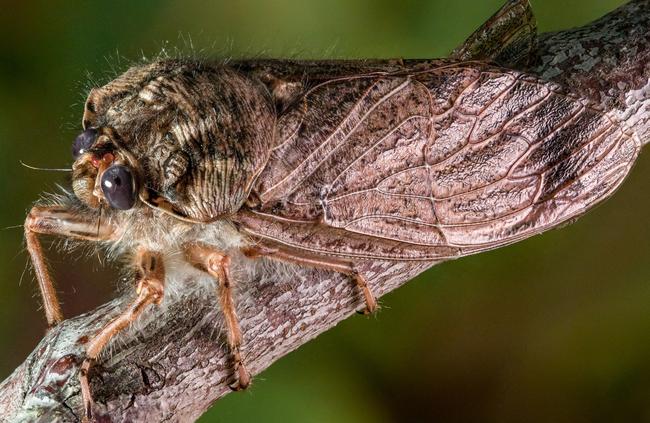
top-left (450, 0), bottom-right (538, 69)
top-left (239, 63), bottom-right (641, 261)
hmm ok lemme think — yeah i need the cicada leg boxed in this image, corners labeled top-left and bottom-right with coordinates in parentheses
top-left (242, 244), bottom-right (378, 314)
top-left (80, 248), bottom-right (165, 423)
top-left (184, 243), bottom-right (251, 390)
top-left (24, 205), bottom-right (116, 327)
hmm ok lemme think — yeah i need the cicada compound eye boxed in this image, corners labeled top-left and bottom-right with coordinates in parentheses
top-left (101, 164), bottom-right (137, 210)
top-left (72, 128), bottom-right (98, 158)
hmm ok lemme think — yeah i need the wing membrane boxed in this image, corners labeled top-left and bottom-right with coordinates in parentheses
top-left (239, 63), bottom-right (640, 260)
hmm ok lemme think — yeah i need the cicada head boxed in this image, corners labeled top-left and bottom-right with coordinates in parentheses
top-left (71, 126), bottom-right (140, 211)
top-left (71, 59), bottom-right (276, 222)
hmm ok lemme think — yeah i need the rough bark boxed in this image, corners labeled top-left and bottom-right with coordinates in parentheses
top-left (1, 1), bottom-right (648, 421)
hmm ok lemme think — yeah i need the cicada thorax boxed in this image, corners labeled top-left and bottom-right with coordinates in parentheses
top-left (81, 60), bottom-right (276, 222)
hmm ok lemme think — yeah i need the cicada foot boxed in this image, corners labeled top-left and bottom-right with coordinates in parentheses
top-left (184, 243), bottom-right (252, 391)
top-left (354, 272), bottom-right (378, 315)
top-left (229, 348), bottom-right (251, 391)
top-left (79, 360), bottom-right (95, 423)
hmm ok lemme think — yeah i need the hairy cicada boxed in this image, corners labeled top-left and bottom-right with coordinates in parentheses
top-left (22, 1), bottom-right (642, 420)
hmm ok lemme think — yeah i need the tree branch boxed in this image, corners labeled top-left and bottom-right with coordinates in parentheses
top-left (1, 1), bottom-right (649, 421)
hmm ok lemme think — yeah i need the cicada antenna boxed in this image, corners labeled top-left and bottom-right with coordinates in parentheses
top-left (19, 161), bottom-right (72, 172)
top-left (1, 224), bottom-right (24, 230)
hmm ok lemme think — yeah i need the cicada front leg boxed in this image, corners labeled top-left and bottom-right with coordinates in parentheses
top-left (242, 244), bottom-right (378, 314)
top-left (80, 248), bottom-right (165, 422)
top-left (24, 205), bottom-right (116, 327)
top-left (184, 243), bottom-right (251, 390)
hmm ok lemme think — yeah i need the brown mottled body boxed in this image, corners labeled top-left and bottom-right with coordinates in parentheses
top-left (22, 4), bottom-right (644, 419)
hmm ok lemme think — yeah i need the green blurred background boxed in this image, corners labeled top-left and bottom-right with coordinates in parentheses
top-left (2, 0), bottom-right (649, 422)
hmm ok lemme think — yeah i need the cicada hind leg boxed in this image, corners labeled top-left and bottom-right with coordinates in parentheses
top-left (241, 244), bottom-right (378, 314)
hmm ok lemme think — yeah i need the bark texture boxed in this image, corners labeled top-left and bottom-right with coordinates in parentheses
top-left (1, 1), bottom-right (649, 421)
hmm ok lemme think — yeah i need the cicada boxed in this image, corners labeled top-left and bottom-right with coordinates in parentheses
top-left (23, 1), bottom-right (642, 420)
